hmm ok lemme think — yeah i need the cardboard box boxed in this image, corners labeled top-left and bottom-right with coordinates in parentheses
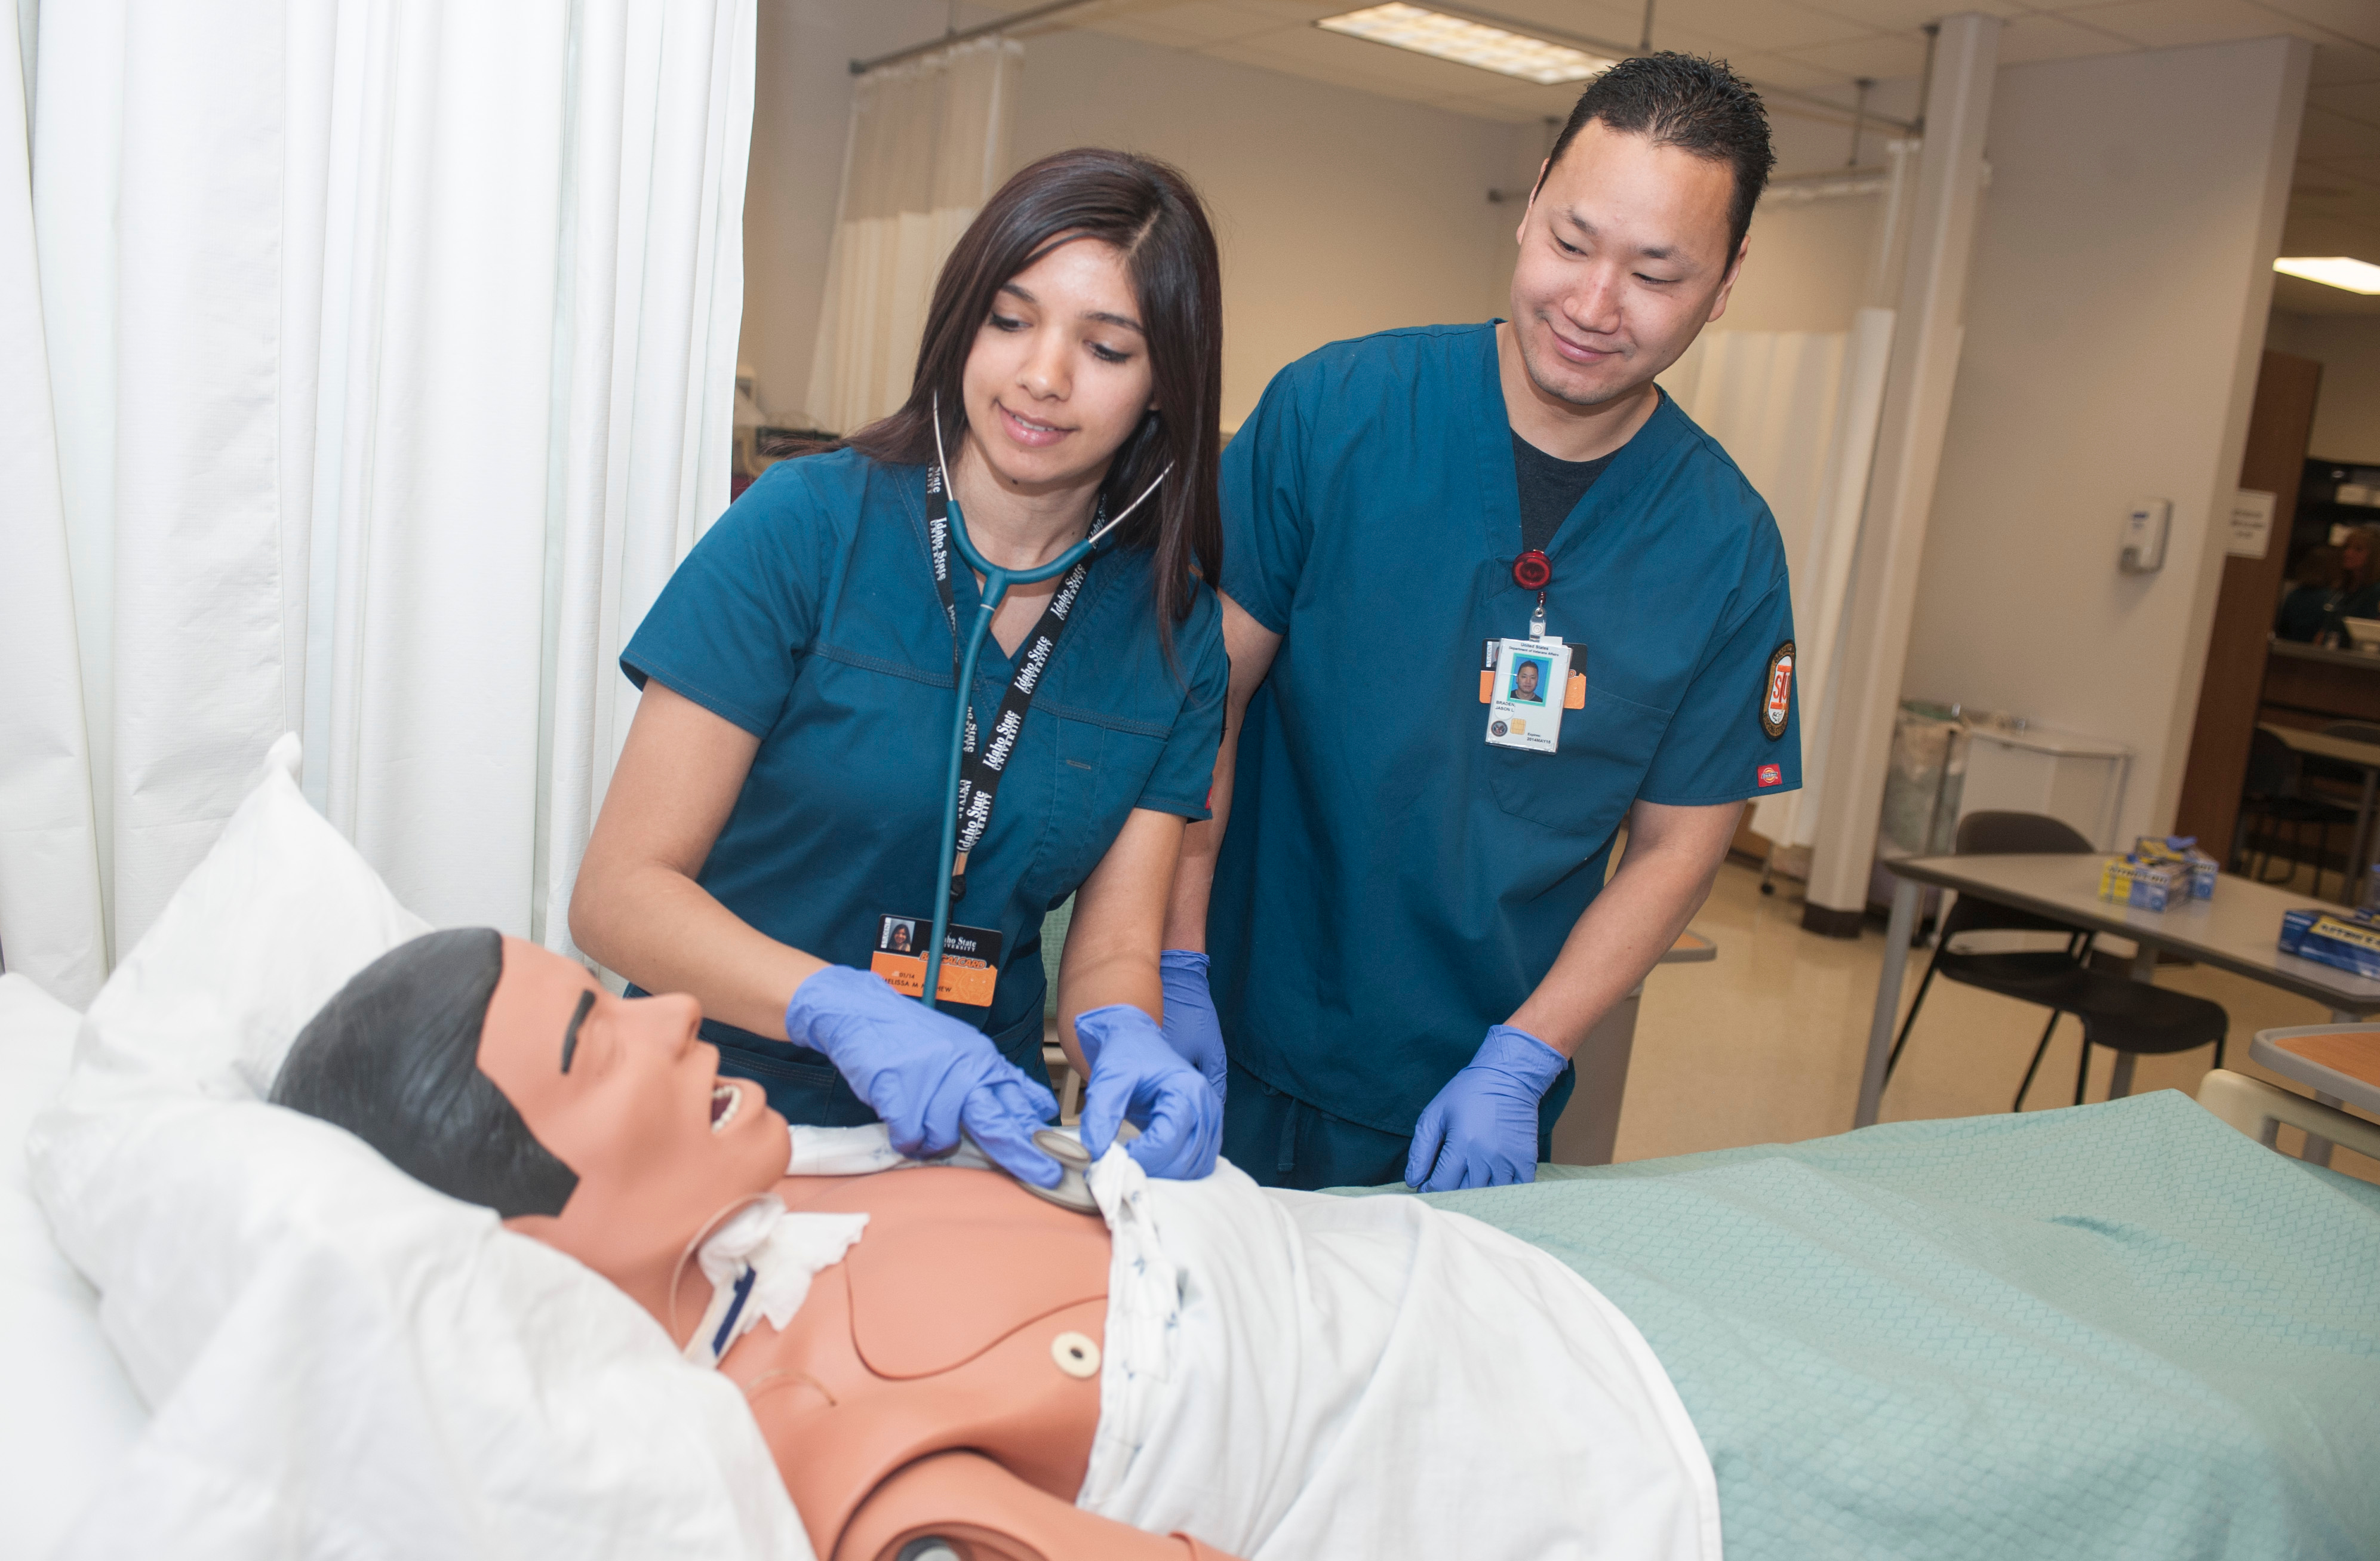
top-left (2279, 906), bottom-right (2380, 979)
top-left (2099, 855), bottom-right (2185, 912)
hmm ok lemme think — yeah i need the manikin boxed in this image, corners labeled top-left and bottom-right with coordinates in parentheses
top-left (272, 928), bottom-right (1229, 1560)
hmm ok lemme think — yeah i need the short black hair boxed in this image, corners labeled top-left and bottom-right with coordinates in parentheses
top-left (270, 928), bottom-right (579, 1220)
top-left (1535, 53), bottom-right (1776, 259)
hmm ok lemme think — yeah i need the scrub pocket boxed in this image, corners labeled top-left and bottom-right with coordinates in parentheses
top-left (1487, 685), bottom-right (1672, 838)
top-left (1022, 715), bottom-right (1165, 905)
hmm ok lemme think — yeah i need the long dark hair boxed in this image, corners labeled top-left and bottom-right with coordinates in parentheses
top-left (845, 147), bottom-right (1223, 659)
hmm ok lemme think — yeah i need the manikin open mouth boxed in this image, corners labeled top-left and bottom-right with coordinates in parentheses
top-left (710, 1081), bottom-right (742, 1133)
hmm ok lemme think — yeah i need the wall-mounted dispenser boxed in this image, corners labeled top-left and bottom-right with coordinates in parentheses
top-left (2118, 498), bottom-right (2170, 574)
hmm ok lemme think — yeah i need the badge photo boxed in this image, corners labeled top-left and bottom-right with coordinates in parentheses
top-left (871, 913), bottom-right (1004, 1008)
top-left (1486, 637), bottom-right (1572, 755)
top-left (1761, 641), bottom-right (1795, 740)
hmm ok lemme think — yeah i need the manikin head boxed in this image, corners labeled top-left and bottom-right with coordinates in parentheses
top-left (1509, 53), bottom-right (1774, 411)
top-left (272, 929), bottom-right (788, 1340)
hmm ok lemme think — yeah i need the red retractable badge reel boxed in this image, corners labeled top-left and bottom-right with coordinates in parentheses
top-left (1512, 550), bottom-right (1551, 591)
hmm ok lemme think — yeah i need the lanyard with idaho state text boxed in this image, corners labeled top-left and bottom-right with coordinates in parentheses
top-left (924, 463), bottom-right (1095, 902)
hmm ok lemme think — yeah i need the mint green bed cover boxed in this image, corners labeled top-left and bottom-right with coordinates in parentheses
top-left (1389, 1092), bottom-right (2380, 1559)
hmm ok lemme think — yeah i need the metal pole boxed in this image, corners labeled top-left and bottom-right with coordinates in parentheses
top-left (1857, 873), bottom-right (1923, 1127)
top-left (851, 0), bottom-right (1097, 75)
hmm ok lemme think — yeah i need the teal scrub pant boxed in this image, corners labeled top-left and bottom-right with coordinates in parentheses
top-left (1221, 1060), bottom-right (1574, 1191)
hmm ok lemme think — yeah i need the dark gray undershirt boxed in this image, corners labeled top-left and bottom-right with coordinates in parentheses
top-left (1512, 430), bottom-right (1613, 556)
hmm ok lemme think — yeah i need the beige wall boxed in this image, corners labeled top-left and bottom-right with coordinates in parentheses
top-left (1899, 37), bottom-right (2309, 842)
top-left (1007, 28), bottom-right (1521, 430)
top-left (1723, 192), bottom-right (1886, 335)
top-left (739, 0), bottom-right (961, 426)
top-left (2267, 310), bottom-right (2380, 464)
top-left (739, 8), bottom-right (1526, 432)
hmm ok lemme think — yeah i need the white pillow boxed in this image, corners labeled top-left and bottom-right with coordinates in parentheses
top-left (66, 734), bottom-right (431, 1109)
top-left (0, 974), bottom-right (147, 1558)
top-left (30, 736), bottom-right (812, 1560)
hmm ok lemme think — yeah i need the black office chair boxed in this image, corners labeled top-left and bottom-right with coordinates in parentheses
top-left (2239, 727), bottom-right (2354, 898)
top-left (1883, 810), bottom-right (2228, 1110)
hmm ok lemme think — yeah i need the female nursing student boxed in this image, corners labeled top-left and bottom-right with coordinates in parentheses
top-left (571, 149), bottom-right (1231, 1190)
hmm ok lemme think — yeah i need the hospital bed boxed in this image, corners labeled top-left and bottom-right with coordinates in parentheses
top-left (10, 958), bottom-right (2378, 1557)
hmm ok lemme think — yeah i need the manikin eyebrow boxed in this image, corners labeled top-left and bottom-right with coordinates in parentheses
top-left (559, 987), bottom-right (595, 1074)
top-left (997, 280), bottom-right (1146, 336)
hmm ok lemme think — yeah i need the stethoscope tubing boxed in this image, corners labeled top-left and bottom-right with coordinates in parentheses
top-left (921, 399), bottom-right (1166, 1009)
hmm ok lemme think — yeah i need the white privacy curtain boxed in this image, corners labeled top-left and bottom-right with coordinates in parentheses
top-left (802, 37), bottom-right (1020, 435)
top-left (0, 0), bottom-right (754, 1006)
top-left (1661, 309), bottom-right (1897, 857)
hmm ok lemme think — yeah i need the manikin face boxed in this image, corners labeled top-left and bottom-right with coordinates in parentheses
top-left (1508, 120), bottom-right (1745, 409)
top-left (960, 236), bottom-right (1157, 495)
top-left (477, 938), bottom-right (789, 1314)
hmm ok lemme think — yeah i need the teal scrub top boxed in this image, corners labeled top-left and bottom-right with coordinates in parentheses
top-left (622, 447), bottom-right (1228, 1123)
top-left (1210, 322), bottom-right (1801, 1137)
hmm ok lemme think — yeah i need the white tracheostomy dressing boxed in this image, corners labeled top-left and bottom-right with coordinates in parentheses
top-left (1081, 1151), bottom-right (1723, 1561)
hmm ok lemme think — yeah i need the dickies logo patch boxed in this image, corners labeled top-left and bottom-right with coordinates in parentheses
top-left (1760, 641), bottom-right (1795, 740)
top-left (1757, 763), bottom-right (1784, 789)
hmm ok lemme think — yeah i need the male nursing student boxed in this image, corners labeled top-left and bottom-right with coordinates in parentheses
top-left (1158, 54), bottom-right (1803, 1192)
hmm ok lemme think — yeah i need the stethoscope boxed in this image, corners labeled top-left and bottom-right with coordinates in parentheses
top-left (919, 395), bottom-right (1169, 1008)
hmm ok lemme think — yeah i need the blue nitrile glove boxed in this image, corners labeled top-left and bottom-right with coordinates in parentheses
top-left (1158, 949), bottom-right (1228, 1105)
top-left (1075, 1003), bottom-right (1222, 1180)
top-left (784, 966), bottom-right (1062, 1189)
top-left (1404, 1024), bottom-right (1567, 1193)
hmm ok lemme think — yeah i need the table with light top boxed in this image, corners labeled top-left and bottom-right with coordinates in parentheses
top-left (2258, 722), bottom-right (2380, 898)
top-left (1860, 854), bottom-right (2380, 1131)
top-left (2249, 1024), bottom-right (2380, 1167)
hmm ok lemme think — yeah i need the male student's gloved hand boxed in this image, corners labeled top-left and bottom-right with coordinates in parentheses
top-left (1404, 1024), bottom-right (1567, 1193)
top-left (1157, 949), bottom-right (1228, 1105)
top-left (784, 965), bottom-right (1062, 1189)
top-left (1076, 1003), bottom-right (1223, 1179)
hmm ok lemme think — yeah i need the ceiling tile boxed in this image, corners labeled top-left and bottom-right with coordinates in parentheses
top-left (1198, 27), bottom-right (1487, 101)
top-left (2313, 78), bottom-right (2380, 124)
top-left (2059, 0), bottom-right (2314, 48)
top-left (1446, 0), bottom-right (1652, 54)
top-left (2301, 105), bottom-right (2380, 158)
top-left (1991, 12), bottom-right (2139, 62)
top-left (1084, 2), bottom-right (1305, 45)
top-left (1773, 31), bottom-right (1932, 77)
top-left (2308, 40), bottom-right (2380, 85)
top-left (2258, 0), bottom-right (2380, 51)
top-left (1730, 50), bottom-right (1866, 91)
top-left (1638, 0), bottom-right (1875, 53)
top-left (2271, 269), bottom-right (2380, 315)
top-left (1797, 0), bottom-right (2029, 27)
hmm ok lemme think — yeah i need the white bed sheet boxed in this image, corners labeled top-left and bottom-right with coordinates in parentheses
top-left (0, 973), bottom-right (145, 1557)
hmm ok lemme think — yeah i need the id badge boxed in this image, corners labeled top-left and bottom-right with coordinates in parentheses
top-left (1485, 637), bottom-right (1573, 754)
top-left (871, 915), bottom-right (1004, 1007)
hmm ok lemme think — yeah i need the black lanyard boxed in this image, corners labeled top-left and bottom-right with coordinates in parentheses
top-left (924, 464), bottom-right (1094, 902)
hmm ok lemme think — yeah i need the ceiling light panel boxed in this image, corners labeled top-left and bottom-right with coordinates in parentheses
top-left (2274, 256), bottom-right (2380, 295)
top-left (1315, 4), bottom-right (1618, 86)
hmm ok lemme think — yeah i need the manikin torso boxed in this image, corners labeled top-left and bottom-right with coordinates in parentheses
top-left (706, 1166), bottom-right (1230, 1561)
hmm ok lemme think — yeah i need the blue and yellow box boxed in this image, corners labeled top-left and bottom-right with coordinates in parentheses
top-left (2132, 835), bottom-right (2218, 899)
top-left (2279, 906), bottom-right (2380, 979)
top-left (2099, 855), bottom-right (2185, 911)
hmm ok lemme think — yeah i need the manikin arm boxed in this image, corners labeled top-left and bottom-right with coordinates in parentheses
top-left (837, 1451), bottom-right (1243, 1561)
